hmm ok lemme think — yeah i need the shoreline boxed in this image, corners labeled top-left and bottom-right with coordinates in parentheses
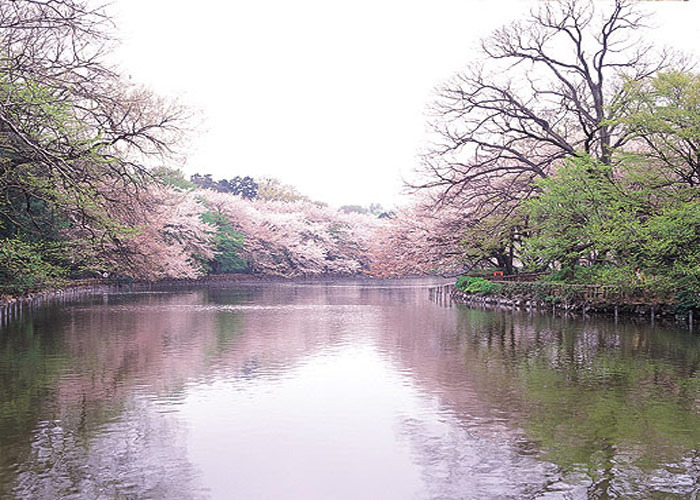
top-left (442, 284), bottom-right (695, 329)
top-left (0, 274), bottom-right (449, 325)
top-left (2, 275), bottom-right (694, 330)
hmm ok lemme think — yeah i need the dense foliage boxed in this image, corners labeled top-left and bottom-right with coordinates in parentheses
top-left (517, 69), bottom-right (699, 309)
top-left (0, 238), bottom-right (66, 294)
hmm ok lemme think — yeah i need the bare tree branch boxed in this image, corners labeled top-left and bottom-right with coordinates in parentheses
top-left (414, 0), bottom-right (677, 209)
top-left (0, 0), bottom-right (188, 241)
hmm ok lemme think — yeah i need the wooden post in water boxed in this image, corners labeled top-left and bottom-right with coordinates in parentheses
top-left (690, 310), bottom-right (694, 331)
top-left (614, 305), bottom-right (618, 323)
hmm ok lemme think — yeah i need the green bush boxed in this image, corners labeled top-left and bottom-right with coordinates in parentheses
top-left (455, 276), bottom-right (503, 294)
top-left (489, 281), bottom-right (592, 303)
top-left (0, 238), bottom-right (67, 294)
top-left (544, 266), bottom-right (635, 293)
top-left (669, 275), bottom-right (700, 315)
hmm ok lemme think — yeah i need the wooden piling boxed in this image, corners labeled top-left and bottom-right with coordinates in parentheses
top-left (690, 310), bottom-right (694, 331)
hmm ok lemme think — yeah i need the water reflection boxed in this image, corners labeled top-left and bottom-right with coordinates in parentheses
top-left (380, 306), bottom-right (699, 497)
top-left (0, 281), bottom-right (697, 498)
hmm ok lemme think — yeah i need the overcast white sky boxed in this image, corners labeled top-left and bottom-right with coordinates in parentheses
top-left (111, 0), bottom-right (699, 208)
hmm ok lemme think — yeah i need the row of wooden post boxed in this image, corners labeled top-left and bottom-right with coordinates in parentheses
top-left (428, 284), bottom-right (453, 308)
top-left (0, 284), bottom-right (126, 328)
top-left (433, 285), bottom-right (695, 331)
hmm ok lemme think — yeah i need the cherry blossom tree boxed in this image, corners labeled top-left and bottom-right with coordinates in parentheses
top-left (198, 191), bottom-right (381, 277)
top-left (67, 185), bottom-right (214, 280)
top-left (368, 197), bottom-right (467, 277)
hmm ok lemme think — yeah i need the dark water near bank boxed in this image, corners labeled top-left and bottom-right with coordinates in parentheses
top-left (0, 280), bottom-right (698, 499)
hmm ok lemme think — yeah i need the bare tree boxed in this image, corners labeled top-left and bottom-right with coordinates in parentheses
top-left (418, 0), bottom-right (675, 208)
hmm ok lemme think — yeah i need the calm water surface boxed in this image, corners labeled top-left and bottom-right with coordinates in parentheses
top-left (0, 280), bottom-right (698, 499)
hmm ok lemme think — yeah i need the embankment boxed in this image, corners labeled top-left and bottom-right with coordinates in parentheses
top-left (432, 282), bottom-right (695, 328)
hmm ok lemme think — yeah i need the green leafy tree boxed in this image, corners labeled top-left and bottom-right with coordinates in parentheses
top-left (461, 211), bottom-right (526, 275)
top-left (190, 174), bottom-right (259, 199)
top-left (200, 210), bottom-right (247, 274)
top-left (633, 201), bottom-right (700, 309)
top-left (189, 174), bottom-right (217, 190)
top-left (226, 176), bottom-right (258, 199)
top-left (609, 71), bottom-right (699, 190)
top-left (523, 156), bottom-right (622, 276)
top-left (522, 152), bottom-right (700, 308)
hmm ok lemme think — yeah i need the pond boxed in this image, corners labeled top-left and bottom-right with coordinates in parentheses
top-left (0, 280), bottom-right (698, 498)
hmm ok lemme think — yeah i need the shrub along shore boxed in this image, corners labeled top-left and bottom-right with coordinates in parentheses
top-left (449, 277), bottom-right (695, 327)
